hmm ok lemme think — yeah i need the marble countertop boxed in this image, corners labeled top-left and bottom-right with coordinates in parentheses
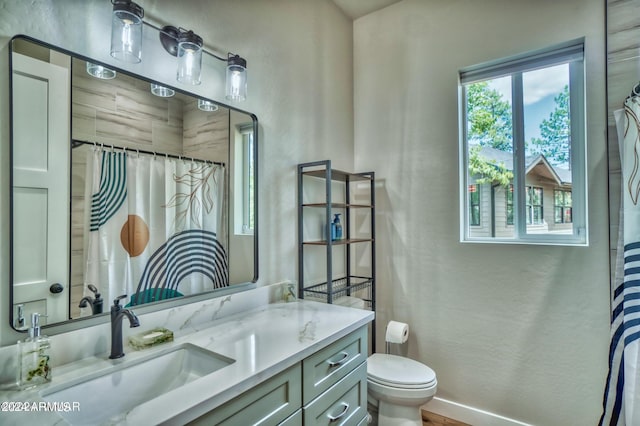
top-left (0, 300), bottom-right (374, 425)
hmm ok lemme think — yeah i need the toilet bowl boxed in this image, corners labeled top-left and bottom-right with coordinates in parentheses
top-left (367, 353), bottom-right (437, 426)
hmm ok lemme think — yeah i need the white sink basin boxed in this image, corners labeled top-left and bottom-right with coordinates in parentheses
top-left (40, 343), bottom-right (234, 425)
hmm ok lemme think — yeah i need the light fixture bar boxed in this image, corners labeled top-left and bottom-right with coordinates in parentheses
top-left (144, 21), bottom-right (248, 100)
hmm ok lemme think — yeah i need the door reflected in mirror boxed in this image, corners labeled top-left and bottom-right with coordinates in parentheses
top-left (10, 37), bottom-right (257, 329)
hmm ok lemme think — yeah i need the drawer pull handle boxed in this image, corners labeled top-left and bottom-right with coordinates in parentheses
top-left (327, 402), bottom-right (350, 422)
top-left (326, 351), bottom-right (349, 367)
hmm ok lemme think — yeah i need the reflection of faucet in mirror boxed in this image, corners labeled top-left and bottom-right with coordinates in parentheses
top-left (109, 295), bottom-right (140, 359)
top-left (78, 284), bottom-right (103, 315)
top-left (14, 304), bottom-right (25, 329)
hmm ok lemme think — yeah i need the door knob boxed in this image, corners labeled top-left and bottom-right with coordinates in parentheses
top-left (49, 283), bottom-right (64, 294)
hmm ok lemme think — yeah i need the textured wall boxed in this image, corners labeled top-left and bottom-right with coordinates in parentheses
top-left (0, 0), bottom-right (354, 345)
top-left (354, 0), bottom-right (609, 424)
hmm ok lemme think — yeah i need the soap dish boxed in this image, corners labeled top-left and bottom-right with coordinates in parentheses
top-left (129, 327), bottom-right (174, 350)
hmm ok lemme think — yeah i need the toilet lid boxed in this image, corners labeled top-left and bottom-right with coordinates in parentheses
top-left (368, 353), bottom-right (436, 387)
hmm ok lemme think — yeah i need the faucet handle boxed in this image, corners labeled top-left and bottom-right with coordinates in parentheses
top-left (113, 295), bottom-right (127, 307)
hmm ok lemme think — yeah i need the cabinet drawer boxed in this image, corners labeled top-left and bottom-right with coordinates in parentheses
top-left (303, 362), bottom-right (367, 426)
top-left (302, 326), bottom-right (367, 404)
top-left (187, 364), bottom-right (302, 426)
top-left (279, 409), bottom-right (302, 426)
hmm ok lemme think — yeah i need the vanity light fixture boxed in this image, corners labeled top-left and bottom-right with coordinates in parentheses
top-left (226, 54), bottom-right (247, 102)
top-left (177, 30), bottom-right (204, 85)
top-left (107, 1), bottom-right (249, 101)
top-left (110, 0), bottom-right (144, 63)
top-left (198, 99), bottom-right (219, 112)
top-left (150, 83), bottom-right (175, 97)
top-left (159, 26), bottom-right (204, 86)
top-left (157, 25), bottom-right (248, 99)
top-left (86, 62), bottom-right (117, 79)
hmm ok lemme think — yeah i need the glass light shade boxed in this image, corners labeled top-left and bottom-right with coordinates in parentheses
top-left (198, 99), bottom-right (219, 112)
top-left (177, 41), bottom-right (202, 85)
top-left (226, 57), bottom-right (247, 102)
top-left (150, 83), bottom-right (175, 97)
top-left (110, 4), bottom-right (143, 63)
top-left (86, 62), bottom-right (116, 80)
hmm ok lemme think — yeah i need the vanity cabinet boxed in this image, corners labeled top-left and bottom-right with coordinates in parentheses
top-left (187, 364), bottom-right (302, 425)
top-left (297, 160), bottom-right (376, 349)
top-left (302, 326), bottom-right (369, 425)
top-left (188, 326), bottom-right (368, 426)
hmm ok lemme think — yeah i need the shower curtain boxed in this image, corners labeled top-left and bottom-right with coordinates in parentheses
top-left (82, 147), bottom-right (227, 309)
top-left (601, 95), bottom-right (640, 425)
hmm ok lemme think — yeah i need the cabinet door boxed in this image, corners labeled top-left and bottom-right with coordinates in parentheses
top-left (302, 326), bottom-right (367, 404)
top-left (188, 364), bottom-right (301, 426)
top-left (279, 409), bottom-right (302, 426)
top-left (303, 362), bottom-right (367, 426)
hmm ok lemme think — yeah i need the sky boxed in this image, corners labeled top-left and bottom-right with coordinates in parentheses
top-left (487, 63), bottom-right (569, 141)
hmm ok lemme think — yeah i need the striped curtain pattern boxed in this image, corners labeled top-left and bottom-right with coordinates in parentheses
top-left (600, 96), bottom-right (640, 425)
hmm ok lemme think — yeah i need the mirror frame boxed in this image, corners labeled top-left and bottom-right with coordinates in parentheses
top-left (8, 35), bottom-right (259, 334)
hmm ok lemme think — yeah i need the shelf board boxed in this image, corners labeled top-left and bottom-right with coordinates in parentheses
top-left (302, 203), bottom-right (373, 209)
top-left (302, 238), bottom-right (373, 246)
top-left (302, 169), bottom-right (373, 182)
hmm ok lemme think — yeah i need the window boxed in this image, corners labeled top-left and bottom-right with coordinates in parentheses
top-left (241, 125), bottom-right (255, 234)
top-left (459, 40), bottom-right (586, 245)
top-left (554, 189), bottom-right (572, 224)
top-left (506, 184), bottom-right (514, 226)
top-left (469, 185), bottom-right (480, 226)
top-left (234, 123), bottom-right (255, 235)
top-left (526, 186), bottom-right (543, 225)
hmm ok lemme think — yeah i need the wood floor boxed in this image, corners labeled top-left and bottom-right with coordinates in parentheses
top-left (422, 410), bottom-right (471, 426)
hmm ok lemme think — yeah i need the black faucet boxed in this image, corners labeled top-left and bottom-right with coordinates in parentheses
top-left (78, 284), bottom-right (104, 315)
top-left (109, 295), bottom-right (140, 359)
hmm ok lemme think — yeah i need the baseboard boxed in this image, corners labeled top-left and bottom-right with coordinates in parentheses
top-left (422, 397), bottom-right (533, 426)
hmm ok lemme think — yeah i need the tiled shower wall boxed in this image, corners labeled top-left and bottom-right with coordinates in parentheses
top-left (607, 0), bottom-right (640, 305)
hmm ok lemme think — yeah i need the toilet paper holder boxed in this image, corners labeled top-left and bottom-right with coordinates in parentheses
top-left (385, 320), bottom-right (409, 354)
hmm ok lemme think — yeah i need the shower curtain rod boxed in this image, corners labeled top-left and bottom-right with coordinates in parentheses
top-left (71, 139), bottom-right (225, 167)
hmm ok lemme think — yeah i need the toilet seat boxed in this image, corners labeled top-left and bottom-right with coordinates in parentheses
top-left (368, 353), bottom-right (436, 389)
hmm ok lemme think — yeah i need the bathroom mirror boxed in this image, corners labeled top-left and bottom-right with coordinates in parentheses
top-left (9, 36), bottom-right (258, 330)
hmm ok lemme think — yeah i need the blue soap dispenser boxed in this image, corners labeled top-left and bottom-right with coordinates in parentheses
top-left (331, 213), bottom-right (343, 241)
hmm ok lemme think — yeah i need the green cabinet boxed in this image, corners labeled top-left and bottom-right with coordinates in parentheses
top-left (188, 365), bottom-right (301, 426)
top-left (188, 326), bottom-right (369, 426)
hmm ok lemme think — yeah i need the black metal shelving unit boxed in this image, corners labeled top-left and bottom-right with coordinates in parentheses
top-left (297, 160), bottom-right (376, 349)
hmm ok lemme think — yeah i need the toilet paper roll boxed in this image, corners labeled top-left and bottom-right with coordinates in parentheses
top-left (385, 321), bottom-right (409, 344)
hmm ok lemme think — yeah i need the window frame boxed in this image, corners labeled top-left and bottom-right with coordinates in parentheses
top-left (458, 39), bottom-right (587, 245)
top-left (240, 125), bottom-right (255, 235)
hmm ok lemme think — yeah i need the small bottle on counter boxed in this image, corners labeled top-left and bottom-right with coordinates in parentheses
top-left (16, 313), bottom-right (51, 389)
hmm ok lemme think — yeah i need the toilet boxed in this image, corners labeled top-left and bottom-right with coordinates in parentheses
top-left (367, 328), bottom-right (437, 426)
